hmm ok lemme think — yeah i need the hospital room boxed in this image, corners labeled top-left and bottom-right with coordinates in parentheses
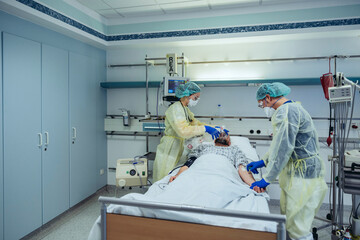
top-left (1, 0), bottom-right (360, 239)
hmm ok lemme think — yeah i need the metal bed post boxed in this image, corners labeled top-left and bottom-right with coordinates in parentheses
top-left (277, 222), bottom-right (286, 240)
top-left (145, 55), bottom-right (149, 152)
top-left (101, 202), bottom-right (107, 240)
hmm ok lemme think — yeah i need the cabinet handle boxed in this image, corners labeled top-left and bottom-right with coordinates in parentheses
top-left (44, 131), bottom-right (49, 146)
top-left (72, 127), bottom-right (77, 140)
top-left (38, 133), bottom-right (42, 147)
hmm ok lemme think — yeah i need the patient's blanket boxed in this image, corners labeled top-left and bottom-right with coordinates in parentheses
top-left (88, 153), bottom-right (277, 240)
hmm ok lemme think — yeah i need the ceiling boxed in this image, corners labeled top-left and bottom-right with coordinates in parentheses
top-left (74, 0), bottom-right (319, 20)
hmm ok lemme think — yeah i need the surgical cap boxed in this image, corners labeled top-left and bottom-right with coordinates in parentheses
top-left (256, 82), bottom-right (291, 101)
top-left (175, 82), bottom-right (201, 98)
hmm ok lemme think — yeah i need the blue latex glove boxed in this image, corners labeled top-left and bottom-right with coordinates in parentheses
top-left (215, 126), bottom-right (229, 135)
top-left (250, 178), bottom-right (270, 189)
top-left (205, 125), bottom-right (220, 139)
top-left (246, 160), bottom-right (265, 174)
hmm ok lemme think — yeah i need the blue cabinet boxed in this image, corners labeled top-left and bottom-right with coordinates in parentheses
top-left (69, 52), bottom-right (97, 206)
top-left (3, 33), bottom-right (43, 240)
top-left (42, 44), bottom-right (70, 224)
top-left (0, 32), bottom-right (3, 240)
top-left (1, 31), bottom-right (106, 239)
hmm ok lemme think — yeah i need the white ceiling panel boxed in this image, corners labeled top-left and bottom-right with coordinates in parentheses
top-left (103, 0), bottom-right (157, 9)
top-left (156, 0), bottom-right (203, 3)
top-left (73, 0), bottom-right (352, 21)
top-left (97, 9), bottom-right (122, 18)
top-left (160, 1), bottom-right (209, 11)
top-left (116, 5), bottom-right (164, 17)
top-left (76, 0), bottom-right (111, 10)
top-left (210, 1), bottom-right (259, 9)
top-left (208, 0), bottom-right (258, 4)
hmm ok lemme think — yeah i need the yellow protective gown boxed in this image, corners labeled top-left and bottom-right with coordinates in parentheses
top-left (153, 101), bottom-right (206, 182)
top-left (262, 102), bottom-right (327, 240)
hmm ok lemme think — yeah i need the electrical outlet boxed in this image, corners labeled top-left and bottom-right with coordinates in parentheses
top-left (100, 169), bottom-right (105, 175)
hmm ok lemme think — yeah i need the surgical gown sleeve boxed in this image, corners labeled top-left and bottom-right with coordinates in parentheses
top-left (263, 105), bottom-right (300, 183)
top-left (167, 102), bottom-right (205, 139)
top-left (188, 110), bottom-right (206, 126)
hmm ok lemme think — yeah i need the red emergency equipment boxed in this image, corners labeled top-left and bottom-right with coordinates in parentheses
top-left (320, 58), bottom-right (334, 100)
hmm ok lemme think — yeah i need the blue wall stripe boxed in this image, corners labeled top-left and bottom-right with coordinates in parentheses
top-left (16, 0), bottom-right (107, 40)
top-left (100, 77), bottom-right (360, 88)
top-left (16, 0), bottom-right (360, 42)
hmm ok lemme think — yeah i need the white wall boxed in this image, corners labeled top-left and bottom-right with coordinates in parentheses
top-left (106, 35), bottom-right (360, 205)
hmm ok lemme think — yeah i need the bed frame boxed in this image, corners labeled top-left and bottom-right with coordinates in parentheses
top-left (99, 196), bottom-right (286, 240)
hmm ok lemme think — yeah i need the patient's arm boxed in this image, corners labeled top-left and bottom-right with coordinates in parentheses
top-left (238, 164), bottom-right (265, 193)
top-left (169, 166), bottom-right (189, 183)
top-left (169, 155), bottom-right (198, 183)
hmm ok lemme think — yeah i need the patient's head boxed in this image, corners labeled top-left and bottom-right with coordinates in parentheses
top-left (214, 132), bottom-right (231, 147)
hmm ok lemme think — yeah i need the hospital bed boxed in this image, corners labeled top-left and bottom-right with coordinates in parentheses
top-left (89, 137), bottom-right (287, 240)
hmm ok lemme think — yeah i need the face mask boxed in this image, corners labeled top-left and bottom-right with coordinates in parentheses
top-left (262, 97), bottom-right (282, 118)
top-left (188, 98), bottom-right (199, 107)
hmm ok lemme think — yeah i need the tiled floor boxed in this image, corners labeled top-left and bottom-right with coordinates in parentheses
top-left (23, 186), bottom-right (348, 240)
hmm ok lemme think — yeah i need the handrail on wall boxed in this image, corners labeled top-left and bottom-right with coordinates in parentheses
top-left (108, 54), bottom-right (360, 68)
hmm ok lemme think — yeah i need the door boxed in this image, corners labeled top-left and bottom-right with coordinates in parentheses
top-left (69, 52), bottom-right (97, 206)
top-left (3, 33), bottom-right (42, 240)
top-left (42, 44), bottom-right (70, 223)
top-left (0, 32), bottom-right (4, 240)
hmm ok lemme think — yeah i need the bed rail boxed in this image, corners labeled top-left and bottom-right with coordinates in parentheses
top-left (99, 196), bottom-right (286, 240)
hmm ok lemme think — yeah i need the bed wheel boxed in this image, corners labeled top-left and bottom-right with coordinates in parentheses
top-left (312, 227), bottom-right (318, 240)
top-left (129, 187), bottom-right (132, 190)
top-left (326, 213), bottom-right (332, 220)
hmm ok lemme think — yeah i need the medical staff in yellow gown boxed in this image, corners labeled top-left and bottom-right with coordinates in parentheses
top-left (153, 82), bottom-right (221, 182)
top-left (246, 82), bottom-right (327, 240)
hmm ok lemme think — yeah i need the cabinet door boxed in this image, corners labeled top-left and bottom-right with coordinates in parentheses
top-left (69, 52), bottom-right (97, 206)
top-left (42, 44), bottom-right (70, 224)
top-left (0, 32), bottom-right (4, 240)
top-left (3, 33), bottom-right (42, 240)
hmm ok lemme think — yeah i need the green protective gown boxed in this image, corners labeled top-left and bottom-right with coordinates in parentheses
top-left (153, 101), bottom-right (206, 182)
top-left (262, 102), bottom-right (327, 240)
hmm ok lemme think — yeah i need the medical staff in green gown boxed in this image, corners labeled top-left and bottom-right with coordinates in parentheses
top-left (153, 82), bottom-right (221, 182)
top-left (247, 82), bottom-right (327, 240)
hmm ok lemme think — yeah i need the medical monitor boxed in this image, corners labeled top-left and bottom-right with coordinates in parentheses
top-left (163, 76), bottom-right (189, 102)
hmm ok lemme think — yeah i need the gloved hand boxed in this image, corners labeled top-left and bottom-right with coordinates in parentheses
top-left (246, 160), bottom-right (265, 174)
top-left (215, 126), bottom-right (229, 135)
top-left (205, 125), bottom-right (220, 139)
top-left (250, 178), bottom-right (270, 189)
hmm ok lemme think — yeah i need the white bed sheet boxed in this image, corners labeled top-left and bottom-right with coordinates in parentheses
top-left (88, 147), bottom-right (277, 240)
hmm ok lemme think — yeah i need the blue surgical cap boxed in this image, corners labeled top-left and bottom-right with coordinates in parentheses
top-left (256, 82), bottom-right (291, 101)
top-left (175, 82), bottom-right (201, 98)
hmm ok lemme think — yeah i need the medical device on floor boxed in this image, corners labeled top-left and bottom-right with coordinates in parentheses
top-left (116, 157), bottom-right (148, 187)
top-left (163, 76), bottom-right (189, 102)
top-left (324, 72), bottom-right (360, 239)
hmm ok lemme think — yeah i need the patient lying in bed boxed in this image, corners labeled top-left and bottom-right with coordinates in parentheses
top-left (170, 133), bottom-right (265, 193)
top-left (88, 136), bottom-right (275, 240)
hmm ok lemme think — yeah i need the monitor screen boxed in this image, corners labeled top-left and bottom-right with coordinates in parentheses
top-left (163, 76), bottom-right (189, 98)
top-left (168, 79), bottom-right (185, 94)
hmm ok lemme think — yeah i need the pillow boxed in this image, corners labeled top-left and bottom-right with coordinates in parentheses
top-left (230, 136), bottom-right (259, 162)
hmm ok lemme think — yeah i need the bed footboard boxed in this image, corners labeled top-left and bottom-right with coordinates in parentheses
top-left (99, 197), bottom-right (286, 240)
